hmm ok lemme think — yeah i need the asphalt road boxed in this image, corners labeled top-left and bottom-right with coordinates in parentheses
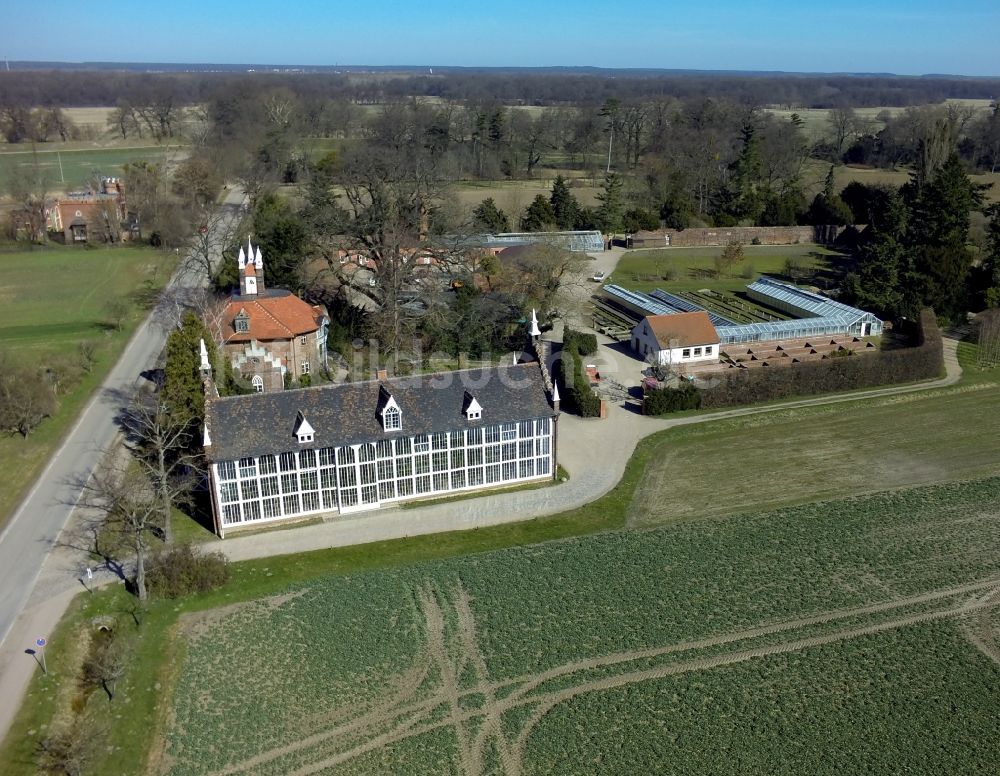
top-left (0, 190), bottom-right (245, 650)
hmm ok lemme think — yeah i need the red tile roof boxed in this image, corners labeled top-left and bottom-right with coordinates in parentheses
top-left (644, 312), bottom-right (719, 349)
top-left (222, 291), bottom-right (327, 343)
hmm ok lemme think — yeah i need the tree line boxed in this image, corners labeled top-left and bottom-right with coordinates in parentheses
top-left (2, 69), bottom-right (999, 110)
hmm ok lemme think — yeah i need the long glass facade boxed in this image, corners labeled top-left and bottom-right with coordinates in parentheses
top-left (212, 417), bottom-right (554, 529)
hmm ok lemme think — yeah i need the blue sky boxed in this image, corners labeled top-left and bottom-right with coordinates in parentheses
top-left (2, 0), bottom-right (998, 75)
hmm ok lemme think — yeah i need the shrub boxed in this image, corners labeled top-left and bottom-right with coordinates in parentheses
top-left (146, 544), bottom-right (230, 599)
top-left (643, 384), bottom-right (702, 415)
top-left (563, 328), bottom-right (597, 357)
top-left (558, 334), bottom-right (602, 418)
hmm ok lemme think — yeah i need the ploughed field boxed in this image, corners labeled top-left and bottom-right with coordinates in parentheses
top-left (162, 477), bottom-right (1000, 775)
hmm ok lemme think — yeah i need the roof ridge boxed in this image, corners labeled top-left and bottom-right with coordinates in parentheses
top-left (251, 299), bottom-right (295, 338)
top-left (206, 362), bottom-right (536, 404)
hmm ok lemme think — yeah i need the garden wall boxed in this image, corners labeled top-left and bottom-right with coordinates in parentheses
top-left (629, 225), bottom-right (846, 249)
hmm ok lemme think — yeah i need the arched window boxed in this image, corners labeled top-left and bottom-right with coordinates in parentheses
top-left (251, 375), bottom-right (264, 393)
top-left (384, 405), bottom-right (401, 431)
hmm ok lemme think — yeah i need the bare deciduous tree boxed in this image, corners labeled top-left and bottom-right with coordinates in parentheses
top-left (117, 387), bottom-right (199, 546)
top-left (78, 459), bottom-right (160, 600)
top-left (0, 355), bottom-right (58, 438)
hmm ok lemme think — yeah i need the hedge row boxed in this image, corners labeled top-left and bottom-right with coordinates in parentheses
top-left (642, 383), bottom-right (702, 415)
top-left (698, 308), bottom-right (944, 410)
top-left (559, 328), bottom-right (602, 417)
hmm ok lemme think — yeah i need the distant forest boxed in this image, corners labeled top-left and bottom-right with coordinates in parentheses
top-left (3, 67), bottom-right (999, 328)
top-left (1, 69), bottom-right (998, 109)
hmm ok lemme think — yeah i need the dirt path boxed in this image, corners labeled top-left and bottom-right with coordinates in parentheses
top-left (294, 590), bottom-right (1000, 775)
top-left (498, 577), bottom-right (1000, 708)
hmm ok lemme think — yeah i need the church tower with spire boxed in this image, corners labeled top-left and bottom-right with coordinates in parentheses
top-left (238, 237), bottom-right (265, 298)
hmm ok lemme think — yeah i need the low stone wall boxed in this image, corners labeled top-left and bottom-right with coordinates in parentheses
top-left (629, 225), bottom-right (846, 249)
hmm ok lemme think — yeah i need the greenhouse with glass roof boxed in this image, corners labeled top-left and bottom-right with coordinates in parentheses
top-left (598, 277), bottom-right (883, 346)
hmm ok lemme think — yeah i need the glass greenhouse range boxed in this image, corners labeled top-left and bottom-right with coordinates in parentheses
top-left (602, 276), bottom-right (883, 345)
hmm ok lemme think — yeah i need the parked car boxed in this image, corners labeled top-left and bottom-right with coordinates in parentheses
top-left (591, 271), bottom-right (607, 282)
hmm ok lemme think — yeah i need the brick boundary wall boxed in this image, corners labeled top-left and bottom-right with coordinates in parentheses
top-left (629, 225), bottom-right (847, 249)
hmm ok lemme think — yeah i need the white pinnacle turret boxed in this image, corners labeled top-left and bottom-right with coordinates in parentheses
top-left (552, 381), bottom-right (560, 404)
top-left (254, 245), bottom-right (263, 269)
top-left (529, 308), bottom-right (541, 338)
top-left (237, 245), bottom-right (246, 269)
top-left (199, 338), bottom-right (210, 372)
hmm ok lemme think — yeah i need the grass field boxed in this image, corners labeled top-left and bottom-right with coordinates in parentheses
top-left (766, 100), bottom-right (995, 143)
top-left (0, 245), bottom-right (176, 525)
top-left (610, 243), bottom-right (845, 295)
top-left (0, 145), bottom-right (188, 195)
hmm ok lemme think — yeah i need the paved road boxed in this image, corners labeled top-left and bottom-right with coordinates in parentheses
top-left (0, 189), bottom-right (245, 650)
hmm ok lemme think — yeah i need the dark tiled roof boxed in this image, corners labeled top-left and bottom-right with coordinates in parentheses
top-left (205, 363), bottom-right (556, 462)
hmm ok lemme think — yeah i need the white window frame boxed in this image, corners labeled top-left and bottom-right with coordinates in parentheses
top-left (301, 361), bottom-right (310, 375)
top-left (251, 375), bottom-right (263, 392)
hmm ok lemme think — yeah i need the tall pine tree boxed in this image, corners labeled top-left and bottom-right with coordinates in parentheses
top-left (549, 175), bottom-right (580, 230)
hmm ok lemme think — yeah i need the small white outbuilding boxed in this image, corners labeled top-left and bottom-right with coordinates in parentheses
top-left (631, 311), bottom-right (720, 367)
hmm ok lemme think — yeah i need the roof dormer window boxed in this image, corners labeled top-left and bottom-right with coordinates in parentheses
top-left (464, 393), bottom-right (483, 421)
top-left (378, 387), bottom-right (402, 432)
top-left (235, 310), bottom-right (250, 334)
top-left (294, 413), bottom-right (315, 444)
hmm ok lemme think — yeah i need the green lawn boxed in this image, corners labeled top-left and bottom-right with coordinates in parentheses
top-left (0, 145), bottom-right (186, 192)
top-left (610, 243), bottom-right (846, 295)
top-left (0, 245), bottom-right (176, 525)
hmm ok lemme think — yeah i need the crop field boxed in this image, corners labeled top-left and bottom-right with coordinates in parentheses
top-left (160, 477), bottom-right (1000, 775)
top-left (0, 144), bottom-right (187, 194)
top-left (611, 244), bottom-right (844, 295)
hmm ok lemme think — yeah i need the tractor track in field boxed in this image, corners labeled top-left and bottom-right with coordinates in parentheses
top-left (226, 577), bottom-right (1000, 776)
top-left (960, 588), bottom-right (1000, 668)
top-left (507, 589), bottom-right (1000, 768)
top-left (456, 587), bottom-right (519, 776)
top-left (212, 656), bottom-right (433, 776)
top-left (418, 586), bottom-right (477, 776)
